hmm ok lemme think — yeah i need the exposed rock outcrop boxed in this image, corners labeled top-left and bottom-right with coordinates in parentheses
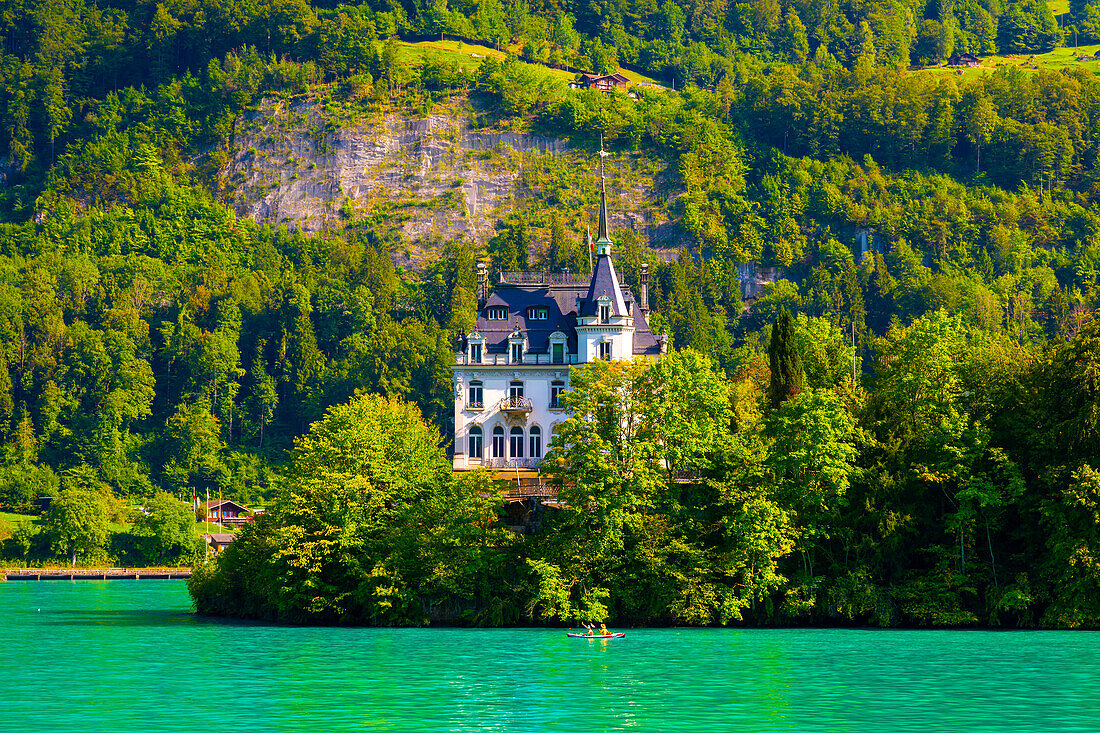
top-left (220, 97), bottom-right (686, 267)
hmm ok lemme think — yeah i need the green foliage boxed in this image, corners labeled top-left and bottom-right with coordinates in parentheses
top-left (189, 394), bottom-right (514, 623)
top-left (44, 488), bottom-right (110, 565)
top-left (530, 353), bottom-right (780, 625)
top-left (134, 491), bottom-right (206, 565)
top-left (0, 463), bottom-right (58, 512)
top-left (768, 308), bottom-right (805, 409)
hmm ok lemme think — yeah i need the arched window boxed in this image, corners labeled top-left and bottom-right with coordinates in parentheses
top-left (492, 426), bottom-right (506, 458)
top-left (468, 425), bottom-right (483, 459)
top-left (468, 381), bottom-right (483, 408)
top-left (550, 380), bottom-right (566, 409)
top-left (510, 426), bottom-right (525, 458)
top-left (529, 425), bottom-right (542, 458)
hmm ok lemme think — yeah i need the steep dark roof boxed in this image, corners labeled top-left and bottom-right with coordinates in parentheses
top-left (579, 254), bottom-right (627, 319)
top-left (479, 286), bottom-right (582, 353)
top-left (631, 305), bottom-right (664, 356)
top-left (472, 277), bottom-right (661, 356)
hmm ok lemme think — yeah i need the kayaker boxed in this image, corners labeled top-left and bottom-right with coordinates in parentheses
top-left (599, 623), bottom-right (610, 636)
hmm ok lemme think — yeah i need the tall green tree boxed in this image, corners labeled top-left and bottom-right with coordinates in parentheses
top-left (135, 490), bottom-right (205, 564)
top-left (189, 394), bottom-right (511, 624)
top-left (45, 487), bottom-right (110, 566)
top-left (768, 308), bottom-right (805, 409)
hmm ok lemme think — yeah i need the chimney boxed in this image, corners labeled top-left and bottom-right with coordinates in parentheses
top-left (639, 263), bottom-right (649, 317)
top-left (477, 262), bottom-right (488, 305)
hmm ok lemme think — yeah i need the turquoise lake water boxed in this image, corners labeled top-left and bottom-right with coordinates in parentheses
top-left (3, 580), bottom-right (1099, 732)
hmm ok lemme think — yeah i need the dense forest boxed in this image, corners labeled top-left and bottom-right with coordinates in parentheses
top-left (1, 0), bottom-right (1100, 624)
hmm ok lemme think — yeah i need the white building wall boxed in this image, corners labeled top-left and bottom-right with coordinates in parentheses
top-left (577, 324), bottom-right (634, 362)
top-left (452, 366), bottom-right (572, 470)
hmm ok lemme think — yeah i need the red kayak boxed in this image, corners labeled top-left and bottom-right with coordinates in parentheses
top-left (566, 632), bottom-right (625, 639)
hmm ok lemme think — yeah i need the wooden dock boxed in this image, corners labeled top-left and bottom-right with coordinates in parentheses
top-left (4, 568), bottom-right (192, 581)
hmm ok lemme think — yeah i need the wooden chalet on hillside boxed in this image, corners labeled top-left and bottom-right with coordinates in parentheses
top-left (202, 499), bottom-right (251, 528)
top-left (947, 52), bottom-right (981, 67)
top-left (578, 73), bottom-right (631, 91)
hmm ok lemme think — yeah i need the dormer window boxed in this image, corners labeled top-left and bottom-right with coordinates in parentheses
top-left (549, 330), bottom-right (568, 365)
top-left (466, 331), bottom-right (485, 364)
top-left (487, 306), bottom-right (508, 320)
top-left (527, 306), bottom-right (549, 320)
top-left (508, 325), bottom-right (525, 364)
top-left (596, 295), bottom-right (612, 324)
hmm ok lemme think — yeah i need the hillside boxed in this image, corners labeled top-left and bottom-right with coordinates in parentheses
top-left (909, 44), bottom-right (1100, 79)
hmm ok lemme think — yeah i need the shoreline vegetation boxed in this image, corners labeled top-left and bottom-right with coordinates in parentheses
top-left (190, 323), bottom-right (1100, 629)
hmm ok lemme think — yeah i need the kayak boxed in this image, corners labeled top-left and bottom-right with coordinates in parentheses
top-left (566, 633), bottom-right (625, 639)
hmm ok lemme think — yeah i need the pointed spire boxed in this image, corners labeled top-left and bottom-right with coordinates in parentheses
top-left (586, 225), bottom-right (594, 274)
top-left (596, 135), bottom-right (612, 252)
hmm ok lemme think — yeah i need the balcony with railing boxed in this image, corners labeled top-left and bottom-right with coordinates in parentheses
top-left (499, 396), bottom-right (534, 416)
top-left (485, 457), bottom-right (542, 469)
top-left (500, 477), bottom-right (557, 500)
top-left (455, 352), bottom-right (580, 366)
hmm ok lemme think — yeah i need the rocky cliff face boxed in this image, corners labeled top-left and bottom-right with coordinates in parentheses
top-left (219, 96), bottom-right (684, 267)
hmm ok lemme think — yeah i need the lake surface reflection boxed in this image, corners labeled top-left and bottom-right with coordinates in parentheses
top-left (3, 580), bottom-right (1098, 732)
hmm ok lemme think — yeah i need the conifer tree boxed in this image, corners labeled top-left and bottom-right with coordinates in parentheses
top-left (768, 308), bottom-right (804, 409)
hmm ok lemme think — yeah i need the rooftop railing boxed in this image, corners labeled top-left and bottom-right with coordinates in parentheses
top-left (455, 352), bottom-right (580, 366)
top-left (499, 271), bottom-right (591, 286)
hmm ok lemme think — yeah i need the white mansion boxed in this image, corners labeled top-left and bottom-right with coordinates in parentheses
top-left (452, 176), bottom-right (666, 478)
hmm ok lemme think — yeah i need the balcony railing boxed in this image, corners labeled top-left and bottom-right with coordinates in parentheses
top-left (500, 478), bottom-right (557, 500)
top-left (499, 396), bottom-right (534, 414)
top-left (485, 457), bottom-right (543, 469)
top-left (455, 352), bottom-right (580, 366)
